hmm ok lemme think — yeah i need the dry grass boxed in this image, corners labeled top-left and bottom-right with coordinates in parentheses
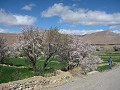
top-left (69, 67), bottom-right (84, 77)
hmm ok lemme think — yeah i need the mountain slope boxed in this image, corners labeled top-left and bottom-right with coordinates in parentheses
top-left (0, 31), bottom-right (120, 45)
top-left (81, 31), bottom-right (120, 45)
top-left (0, 33), bottom-right (18, 45)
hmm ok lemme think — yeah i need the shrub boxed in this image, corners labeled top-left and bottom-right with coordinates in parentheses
top-left (113, 46), bottom-right (120, 51)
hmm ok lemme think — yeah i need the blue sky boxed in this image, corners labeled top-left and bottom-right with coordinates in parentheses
top-left (0, 0), bottom-right (120, 34)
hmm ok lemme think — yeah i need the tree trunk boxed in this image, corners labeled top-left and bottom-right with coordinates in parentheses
top-left (43, 57), bottom-right (50, 70)
top-left (0, 57), bottom-right (4, 64)
top-left (32, 62), bottom-right (36, 71)
top-left (43, 54), bottom-right (52, 70)
top-left (28, 56), bottom-right (37, 71)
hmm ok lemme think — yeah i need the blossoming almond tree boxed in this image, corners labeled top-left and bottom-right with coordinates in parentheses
top-left (59, 36), bottom-right (102, 73)
top-left (43, 27), bottom-right (71, 70)
top-left (0, 37), bottom-right (8, 63)
top-left (13, 27), bottom-right (102, 73)
top-left (18, 27), bottom-right (45, 71)
top-left (71, 37), bottom-right (102, 73)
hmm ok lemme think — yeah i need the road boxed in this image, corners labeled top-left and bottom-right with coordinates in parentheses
top-left (45, 66), bottom-right (120, 90)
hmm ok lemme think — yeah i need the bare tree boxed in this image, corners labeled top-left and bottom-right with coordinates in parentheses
top-left (18, 27), bottom-right (45, 71)
top-left (0, 37), bottom-right (8, 63)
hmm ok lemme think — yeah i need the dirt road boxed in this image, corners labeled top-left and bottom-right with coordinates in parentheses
top-left (46, 66), bottom-right (120, 90)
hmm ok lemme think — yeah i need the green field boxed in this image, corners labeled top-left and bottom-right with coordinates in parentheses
top-left (0, 66), bottom-right (34, 83)
top-left (94, 50), bottom-right (120, 72)
top-left (0, 50), bottom-right (120, 83)
top-left (2, 57), bottom-right (66, 69)
top-left (0, 57), bottom-right (66, 84)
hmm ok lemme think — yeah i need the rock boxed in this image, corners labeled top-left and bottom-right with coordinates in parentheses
top-left (0, 70), bottom-right (72, 90)
top-left (34, 85), bottom-right (42, 90)
top-left (87, 71), bottom-right (99, 75)
top-left (52, 80), bottom-right (57, 83)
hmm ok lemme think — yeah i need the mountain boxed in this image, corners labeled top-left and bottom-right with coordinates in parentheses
top-left (0, 31), bottom-right (120, 46)
top-left (81, 31), bottom-right (120, 45)
top-left (0, 33), bottom-right (18, 45)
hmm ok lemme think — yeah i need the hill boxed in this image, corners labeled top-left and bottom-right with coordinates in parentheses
top-left (0, 33), bottom-right (18, 45)
top-left (0, 31), bottom-right (120, 46)
top-left (81, 31), bottom-right (120, 45)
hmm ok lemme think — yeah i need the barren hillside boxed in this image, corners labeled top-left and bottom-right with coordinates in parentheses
top-left (0, 33), bottom-right (18, 45)
top-left (0, 31), bottom-right (120, 45)
top-left (81, 31), bottom-right (120, 45)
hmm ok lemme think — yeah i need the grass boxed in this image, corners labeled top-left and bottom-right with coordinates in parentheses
top-left (97, 63), bottom-right (116, 72)
top-left (95, 50), bottom-right (120, 72)
top-left (2, 50), bottom-right (119, 83)
top-left (3, 57), bottom-right (31, 66)
top-left (2, 56), bottom-right (66, 69)
top-left (0, 66), bottom-right (34, 84)
top-left (0, 56), bottom-right (66, 84)
top-left (37, 60), bottom-right (66, 70)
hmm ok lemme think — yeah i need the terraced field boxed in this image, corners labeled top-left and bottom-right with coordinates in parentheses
top-left (0, 57), bottom-right (66, 84)
top-left (94, 51), bottom-right (120, 71)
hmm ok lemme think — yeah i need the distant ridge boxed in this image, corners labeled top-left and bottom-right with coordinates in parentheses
top-left (0, 33), bottom-right (18, 45)
top-left (81, 31), bottom-right (120, 45)
top-left (0, 31), bottom-right (120, 45)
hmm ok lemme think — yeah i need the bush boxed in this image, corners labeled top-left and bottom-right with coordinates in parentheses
top-left (113, 46), bottom-right (120, 51)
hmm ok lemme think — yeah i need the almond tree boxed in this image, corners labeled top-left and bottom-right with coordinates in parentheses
top-left (17, 26), bottom-right (102, 73)
top-left (59, 36), bottom-right (102, 73)
top-left (0, 37), bottom-right (8, 63)
top-left (71, 37), bottom-right (102, 73)
top-left (43, 27), bottom-right (71, 70)
top-left (8, 42), bottom-right (21, 57)
top-left (18, 27), bottom-right (45, 71)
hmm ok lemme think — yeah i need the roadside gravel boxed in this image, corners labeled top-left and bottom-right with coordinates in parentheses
top-left (46, 66), bottom-right (120, 90)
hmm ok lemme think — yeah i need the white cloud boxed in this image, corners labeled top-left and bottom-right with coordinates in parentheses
top-left (59, 29), bottom-right (104, 35)
top-left (109, 25), bottom-right (120, 29)
top-left (42, 3), bottom-right (69, 17)
top-left (42, 3), bottom-right (120, 26)
top-left (22, 3), bottom-right (36, 11)
top-left (0, 28), bottom-right (8, 33)
top-left (0, 9), bottom-right (36, 27)
top-left (112, 30), bottom-right (120, 33)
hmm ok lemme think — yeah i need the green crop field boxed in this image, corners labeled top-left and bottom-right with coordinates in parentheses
top-left (0, 57), bottom-right (66, 84)
top-left (1, 50), bottom-right (120, 83)
top-left (0, 66), bottom-right (34, 83)
top-left (94, 50), bottom-right (120, 72)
